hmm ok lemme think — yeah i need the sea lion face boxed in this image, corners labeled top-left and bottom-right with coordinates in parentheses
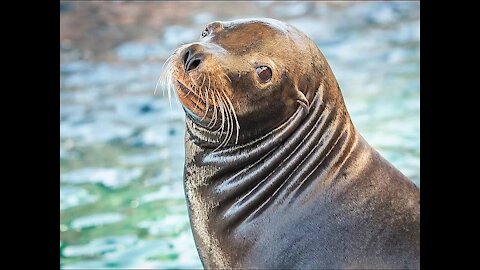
top-left (163, 18), bottom-right (323, 144)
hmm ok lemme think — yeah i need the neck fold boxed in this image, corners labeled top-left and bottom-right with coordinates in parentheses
top-left (184, 86), bottom-right (357, 230)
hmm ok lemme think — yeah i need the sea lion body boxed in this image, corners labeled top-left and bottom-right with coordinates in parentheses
top-left (164, 18), bottom-right (420, 269)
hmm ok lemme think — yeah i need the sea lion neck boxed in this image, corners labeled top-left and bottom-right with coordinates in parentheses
top-left (183, 84), bottom-right (359, 267)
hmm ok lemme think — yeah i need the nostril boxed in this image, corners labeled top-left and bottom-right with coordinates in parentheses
top-left (182, 45), bottom-right (204, 72)
top-left (186, 59), bottom-right (201, 72)
top-left (183, 50), bottom-right (190, 67)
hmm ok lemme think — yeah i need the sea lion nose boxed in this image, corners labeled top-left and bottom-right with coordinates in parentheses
top-left (182, 44), bottom-right (204, 72)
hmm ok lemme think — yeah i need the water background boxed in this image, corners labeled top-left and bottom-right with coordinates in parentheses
top-left (60, 1), bottom-right (420, 268)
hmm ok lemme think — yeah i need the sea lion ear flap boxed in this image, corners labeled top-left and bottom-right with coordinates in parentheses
top-left (296, 88), bottom-right (310, 114)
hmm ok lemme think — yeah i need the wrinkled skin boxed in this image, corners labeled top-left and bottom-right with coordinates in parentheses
top-left (168, 18), bottom-right (420, 269)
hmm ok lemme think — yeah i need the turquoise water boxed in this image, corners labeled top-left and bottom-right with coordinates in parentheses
top-left (60, 2), bottom-right (419, 268)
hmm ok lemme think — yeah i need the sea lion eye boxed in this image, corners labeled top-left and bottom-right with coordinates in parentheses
top-left (256, 66), bottom-right (272, 83)
top-left (201, 27), bottom-right (209, 38)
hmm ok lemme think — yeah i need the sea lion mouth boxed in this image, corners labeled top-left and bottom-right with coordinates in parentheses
top-left (176, 80), bottom-right (196, 97)
top-left (176, 72), bottom-right (240, 147)
top-left (158, 46), bottom-right (240, 148)
top-left (175, 79), bottom-right (208, 116)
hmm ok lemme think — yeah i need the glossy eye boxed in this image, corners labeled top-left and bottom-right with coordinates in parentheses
top-left (256, 66), bottom-right (272, 83)
top-left (201, 27), bottom-right (209, 38)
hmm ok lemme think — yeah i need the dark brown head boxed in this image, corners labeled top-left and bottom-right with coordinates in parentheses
top-left (161, 18), bottom-right (341, 147)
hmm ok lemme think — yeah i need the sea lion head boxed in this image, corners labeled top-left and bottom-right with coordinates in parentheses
top-left (161, 18), bottom-right (342, 147)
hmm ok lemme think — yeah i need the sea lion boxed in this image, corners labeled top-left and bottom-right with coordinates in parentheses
top-left (161, 18), bottom-right (420, 269)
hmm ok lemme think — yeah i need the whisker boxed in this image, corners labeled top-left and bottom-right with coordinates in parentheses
top-left (217, 80), bottom-right (227, 135)
top-left (223, 72), bottom-right (232, 83)
top-left (155, 54), bottom-right (174, 96)
top-left (218, 75), bottom-right (234, 146)
top-left (166, 65), bottom-right (173, 108)
top-left (190, 73), bottom-right (201, 99)
top-left (208, 75), bottom-right (221, 129)
top-left (215, 90), bottom-right (226, 135)
top-left (208, 88), bottom-right (219, 129)
top-left (219, 92), bottom-right (232, 147)
top-left (216, 77), bottom-right (232, 148)
top-left (207, 75), bottom-right (219, 127)
top-left (201, 74), bottom-right (211, 121)
top-left (222, 78), bottom-right (240, 144)
top-left (157, 56), bottom-right (175, 109)
top-left (218, 72), bottom-right (240, 145)
top-left (214, 91), bottom-right (229, 150)
top-left (181, 76), bottom-right (195, 98)
top-left (199, 74), bottom-right (207, 99)
top-left (189, 73), bottom-right (199, 93)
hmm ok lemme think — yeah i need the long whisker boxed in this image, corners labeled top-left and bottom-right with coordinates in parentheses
top-left (199, 74), bottom-right (206, 99)
top-left (217, 75), bottom-right (235, 147)
top-left (201, 74), bottom-right (211, 121)
top-left (195, 73), bottom-right (207, 108)
top-left (208, 75), bottom-right (220, 129)
top-left (216, 78), bottom-right (227, 136)
top-left (213, 91), bottom-right (228, 151)
top-left (219, 92), bottom-right (232, 148)
top-left (157, 55), bottom-right (176, 109)
top-left (181, 75), bottom-right (195, 98)
top-left (189, 73), bottom-right (199, 97)
top-left (207, 75), bottom-right (219, 128)
top-left (155, 54), bottom-right (174, 96)
top-left (215, 90), bottom-right (226, 134)
top-left (190, 73), bottom-right (202, 100)
top-left (208, 89), bottom-right (218, 128)
top-left (216, 76), bottom-right (233, 148)
top-left (166, 65), bottom-right (173, 108)
top-left (220, 72), bottom-right (240, 144)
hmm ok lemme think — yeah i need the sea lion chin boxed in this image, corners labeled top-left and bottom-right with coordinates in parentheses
top-left (162, 18), bottom-right (420, 269)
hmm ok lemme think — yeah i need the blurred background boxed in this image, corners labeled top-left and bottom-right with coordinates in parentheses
top-left (60, 1), bottom-right (420, 269)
